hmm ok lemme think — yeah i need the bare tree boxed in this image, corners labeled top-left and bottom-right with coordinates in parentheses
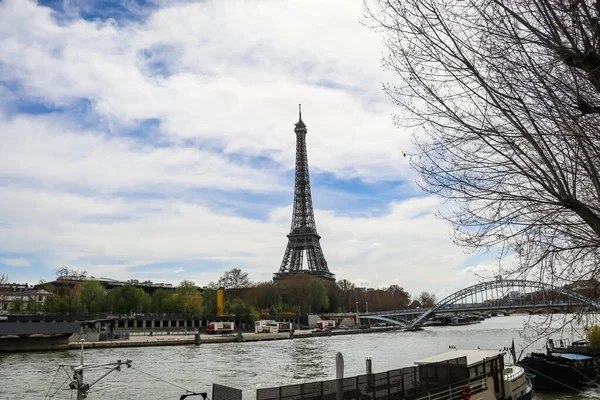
top-left (337, 279), bottom-right (356, 292)
top-left (53, 266), bottom-right (87, 280)
top-left (217, 268), bottom-right (251, 290)
top-left (366, 0), bottom-right (600, 286)
top-left (418, 292), bottom-right (437, 308)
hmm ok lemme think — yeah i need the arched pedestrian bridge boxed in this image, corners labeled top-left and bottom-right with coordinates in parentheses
top-left (342, 279), bottom-right (600, 329)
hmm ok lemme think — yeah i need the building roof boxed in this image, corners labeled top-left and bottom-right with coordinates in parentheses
top-left (415, 349), bottom-right (504, 367)
top-left (3, 289), bottom-right (53, 298)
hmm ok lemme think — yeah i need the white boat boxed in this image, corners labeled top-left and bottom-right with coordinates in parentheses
top-left (414, 349), bottom-right (533, 400)
top-left (503, 364), bottom-right (533, 400)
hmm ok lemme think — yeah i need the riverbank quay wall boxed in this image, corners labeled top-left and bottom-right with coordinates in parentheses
top-left (0, 326), bottom-right (403, 352)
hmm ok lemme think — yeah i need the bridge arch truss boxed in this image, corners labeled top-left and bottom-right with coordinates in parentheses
top-left (411, 279), bottom-right (600, 328)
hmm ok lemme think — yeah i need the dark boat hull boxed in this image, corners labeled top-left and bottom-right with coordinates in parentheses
top-left (518, 353), bottom-right (598, 391)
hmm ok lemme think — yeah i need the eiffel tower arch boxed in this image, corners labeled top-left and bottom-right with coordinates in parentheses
top-left (274, 106), bottom-right (335, 281)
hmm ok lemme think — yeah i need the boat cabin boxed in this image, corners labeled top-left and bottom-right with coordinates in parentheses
top-left (415, 349), bottom-right (506, 400)
top-left (547, 338), bottom-right (592, 355)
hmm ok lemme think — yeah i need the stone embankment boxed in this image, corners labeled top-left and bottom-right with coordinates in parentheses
top-left (66, 326), bottom-right (402, 350)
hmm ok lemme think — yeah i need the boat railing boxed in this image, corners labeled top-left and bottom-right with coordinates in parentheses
top-left (503, 366), bottom-right (524, 382)
top-left (413, 376), bottom-right (488, 400)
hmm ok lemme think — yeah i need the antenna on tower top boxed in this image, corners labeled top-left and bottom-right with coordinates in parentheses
top-left (299, 104), bottom-right (302, 120)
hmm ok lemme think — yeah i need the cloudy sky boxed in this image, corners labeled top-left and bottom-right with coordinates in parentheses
top-left (0, 0), bottom-right (501, 299)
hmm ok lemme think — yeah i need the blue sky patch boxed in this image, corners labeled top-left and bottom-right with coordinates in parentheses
top-left (38, 0), bottom-right (158, 24)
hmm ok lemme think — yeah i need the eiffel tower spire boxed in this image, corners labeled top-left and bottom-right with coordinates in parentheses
top-left (274, 106), bottom-right (335, 281)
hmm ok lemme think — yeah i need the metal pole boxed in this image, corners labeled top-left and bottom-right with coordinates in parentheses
top-left (356, 302), bottom-right (359, 313)
top-left (336, 352), bottom-right (344, 400)
top-left (366, 357), bottom-right (373, 392)
top-left (336, 352), bottom-right (344, 379)
top-left (77, 340), bottom-right (85, 400)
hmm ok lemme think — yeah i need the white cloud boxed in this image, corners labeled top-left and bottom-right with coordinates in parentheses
top-left (0, 0), bottom-right (413, 182)
top-left (0, 115), bottom-right (283, 194)
top-left (0, 257), bottom-right (31, 267)
top-left (0, 0), bottom-right (511, 296)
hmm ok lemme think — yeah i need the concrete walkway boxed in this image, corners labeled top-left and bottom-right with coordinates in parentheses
top-left (66, 326), bottom-right (401, 350)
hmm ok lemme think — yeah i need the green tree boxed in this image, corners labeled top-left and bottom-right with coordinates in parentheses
top-left (164, 293), bottom-right (184, 313)
top-left (225, 297), bottom-right (258, 323)
top-left (586, 326), bottom-right (600, 350)
top-left (10, 299), bottom-right (24, 314)
top-left (177, 280), bottom-right (198, 297)
top-left (151, 288), bottom-right (171, 313)
top-left (25, 300), bottom-right (38, 313)
top-left (324, 280), bottom-right (341, 313)
top-left (79, 280), bottom-right (107, 313)
top-left (45, 295), bottom-right (69, 314)
top-left (226, 297), bottom-right (246, 315)
top-left (308, 277), bottom-right (329, 313)
top-left (202, 287), bottom-right (217, 315)
top-left (246, 305), bottom-right (259, 324)
top-left (106, 285), bottom-right (150, 314)
top-left (175, 280), bottom-right (202, 313)
top-left (183, 292), bottom-right (203, 314)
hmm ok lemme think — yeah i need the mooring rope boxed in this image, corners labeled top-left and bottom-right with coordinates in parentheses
top-left (131, 366), bottom-right (198, 394)
top-left (47, 375), bottom-right (73, 399)
top-left (44, 366), bottom-right (61, 400)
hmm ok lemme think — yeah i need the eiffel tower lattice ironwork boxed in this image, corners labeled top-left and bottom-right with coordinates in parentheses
top-left (274, 106), bottom-right (335, 281)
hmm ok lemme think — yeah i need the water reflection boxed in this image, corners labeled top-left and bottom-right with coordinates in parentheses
top-left (286, 338), bottom-right (327, 381)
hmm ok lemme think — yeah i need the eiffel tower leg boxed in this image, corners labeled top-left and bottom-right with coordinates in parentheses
top-left (289, 244), bottom-right (303, 272)
top-left (306, 244), bottom-right (317, 272)
top-left (311, 240), bottom-right (328, 272)
top-left (279, 241), bottom-right (293, 273)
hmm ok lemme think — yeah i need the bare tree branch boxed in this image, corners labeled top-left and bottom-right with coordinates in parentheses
top-left (366, 0), bottom-right (600, 287)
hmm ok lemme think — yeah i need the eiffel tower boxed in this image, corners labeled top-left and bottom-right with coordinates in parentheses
top-left (274, 106), bottom-right (335, 281)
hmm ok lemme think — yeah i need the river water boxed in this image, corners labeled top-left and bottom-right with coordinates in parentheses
top-left (2, 315), bottom-right (600, 400)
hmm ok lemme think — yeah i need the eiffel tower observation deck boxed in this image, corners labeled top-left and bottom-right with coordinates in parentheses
top-left (274, 106), bottom-right (335, 281)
